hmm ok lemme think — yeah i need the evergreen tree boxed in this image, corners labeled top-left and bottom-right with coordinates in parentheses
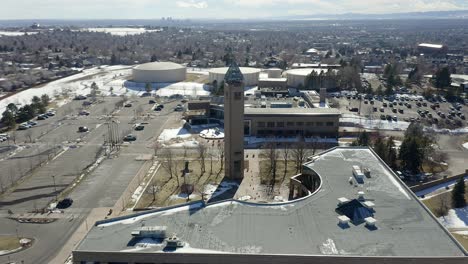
top-left (1, 110), bottom-right (16, 129)
top-left (434, 67), bottom-right (451, 89)
top-left (386, 137), bottom-right (397, 169)
top-left (373, 137), bottom-right (386, 159)
top-left (399, 137), bottom-right (423, 174)
top-left (145, 83), bottom-right (152, 93)
top-left (452, 177), bottom-right (466, 208)
top-left (41, 94), bottom-right (50, 106)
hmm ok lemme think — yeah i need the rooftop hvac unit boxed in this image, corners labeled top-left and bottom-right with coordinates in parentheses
top-left (337, 197), bottom-right (350, 205)
top-left (364, 217), bottom-right (377, 228)
top-left (363, 168), bottom-right (371, 178)
top-left (166, 235), bottom-right (185, 248)
top-left (357, 191), bottom-right (365, 200)
top-left (338, 215), bottom-right (350, 225)
top-left (352, 165), bottom-right (365, 184)
top-left (131, 226), bottom-right (167, 238)
top-left (363, 201), bottom-right (375, 210)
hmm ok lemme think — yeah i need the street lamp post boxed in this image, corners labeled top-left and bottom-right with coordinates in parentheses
top-left (52, 175), bottom-right (57, 201)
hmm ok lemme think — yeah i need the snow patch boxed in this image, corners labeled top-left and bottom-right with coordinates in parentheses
top-left (463, 142), bottom-right (468, 150)
top-left (320, 238), bottom-right (339, 255)
top-left (158, 128), bottom-right (191, 142)
top-left (439, 208), bottom-right (468, 228)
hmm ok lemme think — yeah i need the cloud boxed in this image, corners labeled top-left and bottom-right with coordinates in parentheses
top-left (176, 0), bottom-right (208, 9)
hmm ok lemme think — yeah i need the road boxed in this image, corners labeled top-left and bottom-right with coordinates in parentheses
top-left (0, 96), bottom-right (182, 264)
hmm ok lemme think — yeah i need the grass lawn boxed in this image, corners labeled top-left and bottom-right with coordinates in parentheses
top-left (422, 161), bottom-right (449, 174)
top-left (451, 233), bottom-right (468, 250)
top-left (259, 160), bottom-right (298, 185)
top-left (135, 159), bottom-right (225, 209)
top-left (422, 181), bottom-right (468, 218)
top-left (0, 236), bottom-right (21, 252)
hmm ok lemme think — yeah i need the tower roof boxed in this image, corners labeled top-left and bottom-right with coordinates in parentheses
top-left (224, 62), bottom-right (244, 84)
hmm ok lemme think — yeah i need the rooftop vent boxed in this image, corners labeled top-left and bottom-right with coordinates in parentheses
top-left (357, 191), bottom-right (365, 200)
top-left (131, 226), bottom-right (167, 238)
top-left (363, 201), bottom-right (375, 210)
top-left (363, 168), bottom-right (371, 178)
top-left (364, 217), bottom-right (377, 228)
top-left (338, 215), bottom-right (350, 226)
top-left (337, 197), bottom-right (350, 205)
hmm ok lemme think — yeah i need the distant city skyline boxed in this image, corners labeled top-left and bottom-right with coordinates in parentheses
top-left (1, 0), bottom-right (467, 19)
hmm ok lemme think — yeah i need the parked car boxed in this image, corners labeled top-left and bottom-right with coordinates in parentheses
top-left (78, 126), bottom-right (89, 132)
top-left (174, 105), bottom-right (185, 112)
top-left (82, 101), bottom-right (92, 106)
top-left (37, 114), bottom-right (48, 120)
top-left (56, 198), bottom-right (73, 209)
top-left (27, 121), bottom-right (38, 126)
top-left (149, 99), bottom-right (156, 104)
top-left (79, 110), bottom-right (90, 116)
top-left (123, 134), bottom-right (137, 141)
top-left (18, 123), bottom-right (30, 130)
top-left (124, 102), bottom-right (132, 107)
top-left (154, 106), bottom-right (162, 111)
top-left (134, 124), bottom-right (145, 131)
top-left (74, 95), bottom-right (87, 100)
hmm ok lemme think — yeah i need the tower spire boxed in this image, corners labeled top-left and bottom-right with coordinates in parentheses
top-left (224, 61), bottom-right (244, 84)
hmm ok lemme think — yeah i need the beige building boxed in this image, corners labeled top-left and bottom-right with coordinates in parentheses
top-left (244, 108), bottom-right (340, 138)
top-left (223, 63), bottom-right (245, 180)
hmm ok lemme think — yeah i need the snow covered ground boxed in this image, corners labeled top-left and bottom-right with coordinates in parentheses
top-left (157, 127), bottom-right (192, 143)
top-left (438, 207), bottom-right (468, 228)
top-left (0, 65), bottom-right (132, 113)
top-left (125, 81), bottom-right (211, 98)
top-left (81, 27), bottom-right (162, 36)
top-left (462, 142), bottom-right (468, 150)
top-left (0, 31), bottom-right (37, 36)
top-left (340, 114), bottom-right (410, 131)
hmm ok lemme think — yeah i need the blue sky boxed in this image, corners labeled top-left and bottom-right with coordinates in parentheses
top-left (1, 0), bottom-right (467, 19)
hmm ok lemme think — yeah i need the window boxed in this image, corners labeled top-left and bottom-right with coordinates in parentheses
top-left (287, 122), bottom-right (294, 126)
top-left (277, 122), bottom-right (285, 127)
top-left (258, 122), bottom-right (265, 128)
top-left (306, 122), bottom-right (314, 126)
top-left (234, 92), bottom-right (242, 100)
top-left (296, 122), bottom-right (304, 126)
top-left (267, 122), bottom-right (275, 128)
top-left (316, 122), bottom-right (324, 126)
top-left (326, 122), bottom-right (334, 127)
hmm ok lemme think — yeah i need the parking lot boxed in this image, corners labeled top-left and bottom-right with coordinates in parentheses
top-left (333, 94), bottom-right (467, 129)
top-left (0, 95), bottom-right (185, 263)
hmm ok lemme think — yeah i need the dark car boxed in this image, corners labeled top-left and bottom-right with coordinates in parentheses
top-left (134, 125), bottom-right (145, 131)
top-left (149, 99), bottom-right (156, 104)
top-left (154, 107), bottom-right (162, 111)
top-left (123, 134), bottom-right (137, 141)
top-left (78, 126), bottom-right (89, 132)
top-left (56, 198), bottom-right (73, 209)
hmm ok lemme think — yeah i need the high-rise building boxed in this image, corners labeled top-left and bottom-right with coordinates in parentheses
top-left (224, 62), bottom-right (245, 180)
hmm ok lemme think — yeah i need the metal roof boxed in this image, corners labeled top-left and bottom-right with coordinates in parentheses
top-left (134, 62), bottom-right (186, 71)
top-left (224, 62), bottom-right (244, 84)
top-left (75, 148), bottom-right (466, 257)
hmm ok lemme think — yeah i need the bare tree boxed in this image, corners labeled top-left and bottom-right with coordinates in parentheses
top-left (25, 129), bottom-right (33, 143)
top-left (161, 148), bottom-right (175, 179)
top-left (135, 105), bottom-right (144, 117)
top-left (292, 142), bottom-right (310, 173)
top-left (208, 147), bottom-right (214, 175)
top-left (281, 144), bottom-right (290, 179)
top-left (436, 194), bottom-right (450, 217)
top-left (263, 142), bottom-right (279, 185)
top-left (197, 143), bottom-right (207, 175)
top-left (216, 141), bottom-right (225, 174)
top-left (152, 141), bottom-right (162, 157)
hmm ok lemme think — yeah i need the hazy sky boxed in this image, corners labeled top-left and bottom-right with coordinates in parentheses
top-left (1, 0), bottom-right (467, 19)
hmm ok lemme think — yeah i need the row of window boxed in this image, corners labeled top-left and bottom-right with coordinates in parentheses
top-left (257, 121), bottom-right (335, 128)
